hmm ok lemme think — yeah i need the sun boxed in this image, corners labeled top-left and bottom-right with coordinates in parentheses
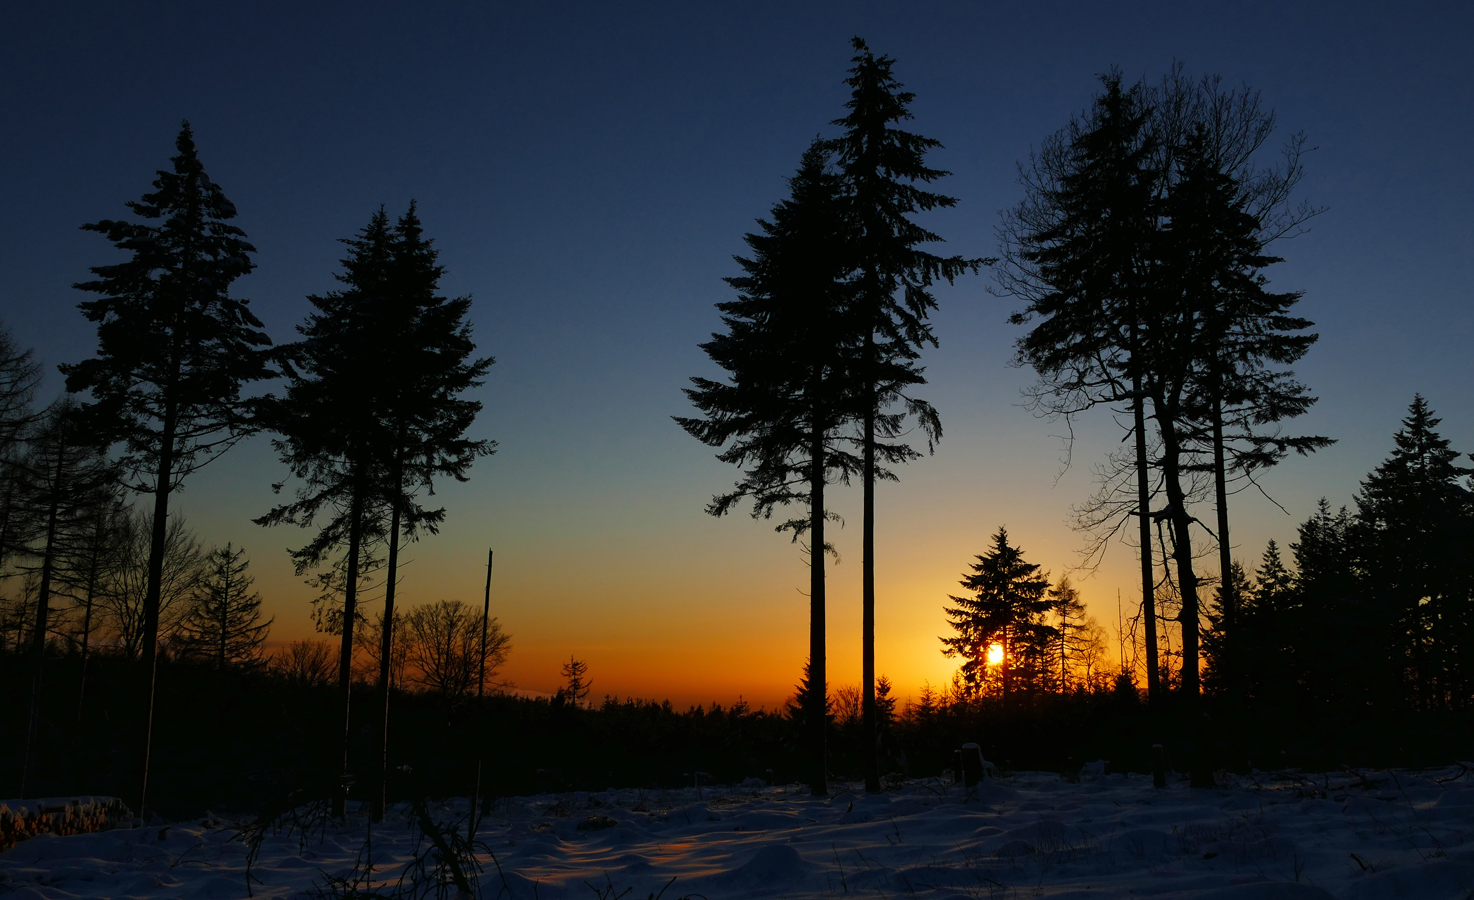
top-left (986, 643), bottom-right (1004, 666)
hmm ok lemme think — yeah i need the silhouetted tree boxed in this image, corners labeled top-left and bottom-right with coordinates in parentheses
top-left (0, 324), bottom-right (41, 579)
top-left (1163, 120), bottom-right (1327, 695)
top-left (257, 208), bottom-right (394, 814)
top-left (941, 528), bottom-right (1056, 700)
top-left (1351, 397), bottom-right (1473, 709)
top-left (174, 543), bottom-right (272, 669)
top-left (97, 509), bottom-right (205, 659)
top-left (678, 141), bottom-right (860, 796)
top-left (558, 655), bottom-right (591, 707)
top-left (825, 37), bottom-right (979, 792)
top-left (370, 204), bottom-right (495, 821)
top-left (13, 399), bottom-right (116, 795)
top-left (1000, 74), bottom-right (1165, 704)
top-left (61, 122), bottom-right (273, 811)
top-left (402, 599), bottom-right (509, 710)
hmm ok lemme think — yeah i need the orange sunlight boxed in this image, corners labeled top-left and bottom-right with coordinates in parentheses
top-left (986, 642), bottom-right (1004, 666)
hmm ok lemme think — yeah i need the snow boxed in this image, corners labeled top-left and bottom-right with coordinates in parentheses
top-left (3, 767), bottom-right (1474, 898)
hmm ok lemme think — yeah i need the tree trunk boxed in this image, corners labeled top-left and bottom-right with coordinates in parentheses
top-left (1211, 389), bottom-right (1234, 692)
top-left (78, 539), bottom-right (99, 722)
top-left (336, 482), bottom-right (365, 818)
top-left (1132, 371), bottom-right (1161, 704)
top-left (808, 421), bottom-right (828, 797)
top-left (861, 327), bottom-right (879, 793)
top-left (138, 409), bottom-right (175, 817)
top-left (21, 442), bottom-right (65, 798)
top-left (374, 494), bottom-right (402, 823)
top-left (1154, 396), bottom-right (1215, 788)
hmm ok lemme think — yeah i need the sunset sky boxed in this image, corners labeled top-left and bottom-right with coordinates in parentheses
top-left (3, 2), bottom-right (1470, 709)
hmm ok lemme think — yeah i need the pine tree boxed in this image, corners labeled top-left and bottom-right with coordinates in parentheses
top-left (558, 655), bottom-right (591, 707)
top-left (175, 543), bottom-right (272, 669)
top-left (1352, 397), bottom-right (1474, 709)
top-left (1165, 123), bottom-right (1329, 697)
top-left (61, 123), bottom-right (274, 812)
top-left (678, 141), bottom-right (860, 796)
top-left (825, 37), bottom-right (980, 791)
top-left (257, 208), bottom-right (394, 816)
top-left (1001, 74), bottom-right (1166, 705)
top-left (1050, 577), bottom-right (1089, 692)
top-left (370, 204), bottom-right (495, 821)
top-left (941, 528), bottom-right (1056, 700)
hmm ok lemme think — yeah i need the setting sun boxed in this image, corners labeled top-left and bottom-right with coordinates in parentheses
top-left (986, 643), bottom-right (1004, 666)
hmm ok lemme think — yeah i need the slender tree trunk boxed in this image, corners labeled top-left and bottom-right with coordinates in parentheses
top-left (861, 329), bottom-right (880, 794)
top-left (1132, 371), bottom-right (1161, 704)
top-left (468, 548), bottom-right (493, 841)
top-left (218, 555), bottom-right (229, 670)
top-left (336, 483), bottom-right (365, 818)
top-left (1154, 395), bottom-right (1215, 788)
top-left (374, 494), bottom-right (402, 824)
top-left (808, 423), bottom-right (828, 797)
top-left (138, 410), bottom-right (175, 817)
top-left (78, 540), bottom-right (98, 722)
top-left (22, 443), bottom-right (65, 798)
top-left (1211, 390), bottom-right (1233, 690)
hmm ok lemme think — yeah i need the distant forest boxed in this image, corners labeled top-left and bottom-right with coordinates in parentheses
top-left (2, 40), bottom-right (1471, 816)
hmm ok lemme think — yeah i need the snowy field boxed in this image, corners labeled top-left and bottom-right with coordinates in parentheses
top-left (4, 766), bottom-right (1474, 899)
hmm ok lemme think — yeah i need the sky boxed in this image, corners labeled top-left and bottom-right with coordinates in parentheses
top-left (2, 1), bottom-right (1470, 709)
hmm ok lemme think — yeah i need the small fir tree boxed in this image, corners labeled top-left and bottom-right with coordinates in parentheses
top-left (175, 543), bottom-right (273, 669)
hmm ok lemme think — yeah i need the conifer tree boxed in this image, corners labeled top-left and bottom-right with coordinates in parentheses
top-left (941, 528), bottom-right (1056, 700)
top-left (1050, 577), bottom-right (1089, 692)
top-left (1164, 123), bottom-right (1328, 695)
top-left (1352, 397), bottom-right (1474, 708)
top-left (175, 543), bottom-right (273, 669)
top-left (1001, 75), bottom-right (1166, 705)
top-left (61, 123), bottom-right (273, 812)
top-left (257, 208), bottom-right (394, 815)
top-left (679, 142), bottom-right (860, 796)
top-left (826, 38), bottom-right (979, 791)
top-left (369, 204), bottom-right (495, 821)
top-left (558, 655), bottom-right (591, 706)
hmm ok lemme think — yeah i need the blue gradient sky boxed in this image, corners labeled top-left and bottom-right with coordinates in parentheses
top-left (2, 1), bottom-right (1470, 707)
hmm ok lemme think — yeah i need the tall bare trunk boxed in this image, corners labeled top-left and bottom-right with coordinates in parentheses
top-left (335, 483), bottom-right (365, 818)
top-left (1133, 370), bottom-right (1161, 704)
top-left (138, 409), bottom-right (175, 817)
top-left (1211, 388), bottom-right (1233, 690)
top-left (861, 326), bottom-right (879, 793)
top-left (21, 443), bottom-right (65, 798)
top-left (374, 486), bottom-right (402, 824)
top-left (809, 419), bottom-right (828, 797)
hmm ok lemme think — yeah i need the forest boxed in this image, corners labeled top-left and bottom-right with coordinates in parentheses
top-left (2, 38), bottom-right (1471, 823)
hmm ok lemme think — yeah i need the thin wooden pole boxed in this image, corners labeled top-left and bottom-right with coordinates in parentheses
top-left (468, 549), bottom-right (493, 841)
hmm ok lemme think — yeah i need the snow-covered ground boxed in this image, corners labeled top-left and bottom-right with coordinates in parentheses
top-left (4, 766), bottom-right (1474, 899)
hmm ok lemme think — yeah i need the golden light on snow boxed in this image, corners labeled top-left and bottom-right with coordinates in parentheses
top-left (986, 642), bottom-right (1004, 666)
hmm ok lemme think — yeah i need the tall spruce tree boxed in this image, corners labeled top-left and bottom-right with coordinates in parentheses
top-left (258, 208), bottom-right (395, 815)
top-left (370, 204), bottom-right (495, 821)
top-left (61, 123), bottom-right (273, 812)
top-left (1352, 397), bottom-right (1474, 709)
top-left (1164, 123), bottom-right (1328, 696)
top-left (175, 543), bottom-right (273, 669)
top-left (941, 528), bottom-right (1056, 700)
top-left (826, 38), bottom-right (979, 792)
top-left (679, 142), bottom-right (860, 796)
top-left (1001, 75), bottom-right (1166, 706)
